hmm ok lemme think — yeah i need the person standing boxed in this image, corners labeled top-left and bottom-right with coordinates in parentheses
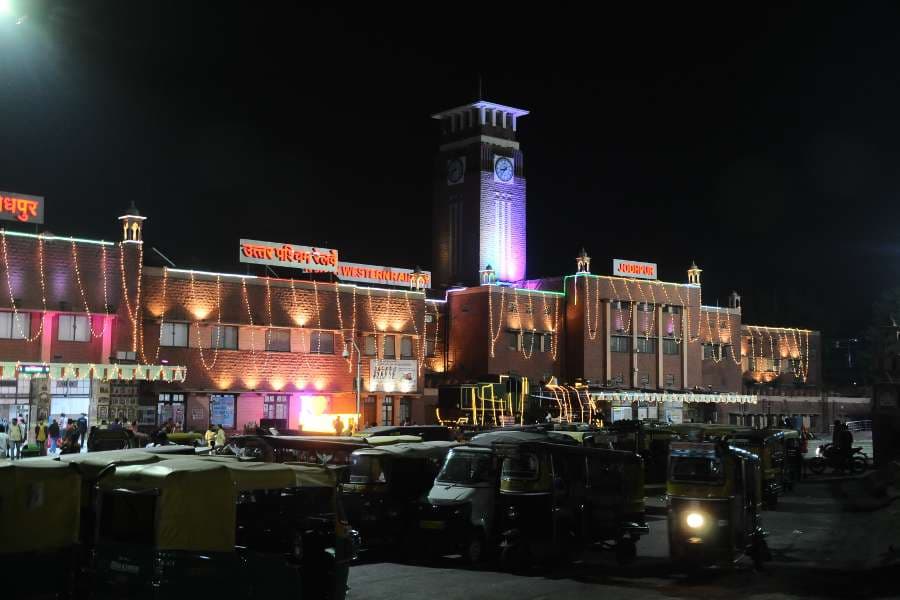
top-left (214, 424), bottom-right (226, 448)
top-left (205, 425), bottom-right (216, 448)
top-left (8, 417), bottom-right (24, 460)
top-left (0, 425), bottom-right (8, 460)
top-left (35, 419), bottom-right (48, 456)
top-left (48, 418), bottom-right (60, 455)
top-left (77, 413), bottom-right (88, 447)
top-left (332, 415), bottom-right (344, 437)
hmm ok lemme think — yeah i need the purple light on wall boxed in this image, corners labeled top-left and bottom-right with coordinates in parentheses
top-left (667, 316), bottom-right (675, 335)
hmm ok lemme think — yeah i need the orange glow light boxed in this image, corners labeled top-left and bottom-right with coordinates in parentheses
top-left (314, 379), bottom-right (326, 391)
top-left (243, 377), bottom-right (259, 389)
top-left (294, 378), bottom-right (307, 390)
top-left (192, 307), bottom-right (210, 320)
top-left (271, 377), bottom-right (285, 391)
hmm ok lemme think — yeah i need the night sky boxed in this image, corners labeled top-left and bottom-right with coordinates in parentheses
top-left (2, 2), bottom-right (900, 338)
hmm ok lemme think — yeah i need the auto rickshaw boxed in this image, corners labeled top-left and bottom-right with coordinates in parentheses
top-left (0, 460), bottom-right (82, 598)
top-left (607, 419), bottom-right (677, 483)
top-left (342, 441), bottom-right (457, 549)
top-left (90, 457), bottom-right (350, 600)
top-left (356, 425), bottom-right (453, 441)
top-left (727, 428), bottom-right (801, 508)
top-left (58, 449), bottom-right (163, 551)
top-left (87, 428), bottom-right (140, 452)
top-left (420, 430), bottom-right (648, 567)
top-left (667, 440), bottom-right (769, 567)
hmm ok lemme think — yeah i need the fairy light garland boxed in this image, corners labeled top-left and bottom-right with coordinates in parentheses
top-left (487, 285), bottom-right (506, 358)
top-left (403, 289), bottom-right (425, 371)
top-left (241, 278), bottom-right (260, 377)
top-left (366, 287), bottom-right (380, 358)
top-left (118, 242), bottom-right (144, 354)
top-left (192, 272), bottom-right (222, 372)
top-left (70, 239), bottom-right (109, 339)
top-left (521, 292), bottom-right (536, 360)
top-left (584, 277), bottom-right (601, 341)
top-left (312, 280), bottom-right (322, 354)
top-left (0, 230), bottom-right (45, 342)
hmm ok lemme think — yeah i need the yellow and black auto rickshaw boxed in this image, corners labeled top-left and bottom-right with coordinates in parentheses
top-left (728, 428), bottom-right (801, 508)
top-left (607, 420), bottom-right (677, 483)
top-left (667, 440), bottom-right (769, 567)
top-left (342, 441), bottom-right (457, 550)
top-left (421, 430), bottom-right (648, 567)
top-left (0, 460), bottom-right (82, 599)
top-left (91, 457), bottom-right (351, 600)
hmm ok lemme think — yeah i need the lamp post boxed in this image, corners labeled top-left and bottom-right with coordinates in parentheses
top-left (342, 339), bottom-right (362, 432)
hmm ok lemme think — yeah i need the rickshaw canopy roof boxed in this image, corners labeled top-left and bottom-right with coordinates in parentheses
top-left (469, 430), bottom-right (555, 447)
top-left (0, 460), bottom-right (81, 552)
top-left (352, 441), bottom-right (457, 460)
top-left (364, 435), bottom-right (423, 446)
top-left (58, 449), bottom-right (161, 479)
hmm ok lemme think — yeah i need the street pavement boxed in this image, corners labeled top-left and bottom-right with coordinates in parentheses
top-left (348, 475), bottom-right (900, 600)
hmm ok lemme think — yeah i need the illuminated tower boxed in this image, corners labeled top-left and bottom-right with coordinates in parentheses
top-left (119, 201), bottom-right (146, 243)
top-left (687, 261), bottom-right (702, 285)
top-left (432, 100), bottom-right (529, 287)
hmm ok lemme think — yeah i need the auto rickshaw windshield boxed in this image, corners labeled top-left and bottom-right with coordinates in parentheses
top-left (349, 455), bottom-right (386, 484)
top-left (669, 456), bottom-right (724, 483)
top-left (501, 453), bottom-right (539, 481)
top-left (436, 451), bottom-right (493, 485)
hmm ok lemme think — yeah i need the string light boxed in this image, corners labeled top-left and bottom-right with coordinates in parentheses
top-left (241, 277), bottom-right (260, 377)
top-left (367, 287), bottom-right (380, 358)
top-left (70, 239), bottom-right (108, 338)
top-left (118, 242), bottom-right (143, 354)
top-left (192, 272), bottom-right (222, 372)
top-left (0, 230), bottom-right (45, 342)
top-left (487, 285), bottom-right (506, 358)
top-left (521, 292), bottom-right (536, 360)
top-left (312, 280), bottom-right (321, 354)
top-left (584, 277), bottom-right (601, 341)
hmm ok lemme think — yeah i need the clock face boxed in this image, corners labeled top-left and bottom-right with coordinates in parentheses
top-left (447, 158), bottom-right (464, 185)
top-left (494, 156), bottom-right (514, 182)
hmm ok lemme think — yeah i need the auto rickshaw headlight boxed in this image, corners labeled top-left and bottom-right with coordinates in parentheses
top-left (685, 512), bottom-right (705, 529)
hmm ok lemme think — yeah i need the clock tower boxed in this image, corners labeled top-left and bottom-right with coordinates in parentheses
top-left (432, 100), bottom-right (529, 288)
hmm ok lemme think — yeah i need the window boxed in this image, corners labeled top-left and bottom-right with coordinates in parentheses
top-left (636, 337), bottom-right (654, 353)
top-left (383, 335), bottom-right (396, 358)
top-left (663, 339), bottom-right (679, 355)
top-left (211, 325), bottom-right (238, 350)
top-left (666, 305), bottom-right (682, 315)
top-left (639, 374), bottom-right (650, 386)
top-left (425, 338), bottom-right (436, 357)
top-left (309, 330), bottom-right (332, 354)
top-left (424, 313), bottom-right (434, 324)
top-left (364, 334), bottom-right (377, 356)
top-left (157, 393), bottom-right (185, 426)
top-left (381, 396), bottom-right (394, 426)
top-left (665, 373), bottom-right (676, 387)
top-left (0, 312), bottom-right (29, 340)
top-left (58, 314), bottom-right (90, 342)
top-left (267, 329), bottom-right (291, 352)
top-left (400, 336), bottom-right (414, 359)
top-left (703, 344), bottom-right (718, 360)
top-left (263, 394), bottom-right (289, 420)
top-left (541, 333), bottom-right (553, 353)
top-left (638, 303), bottom-right (654, 312)
top-left (399, 397), bottom-right (412, 424)
top-left (159, 322), bottom-right (188, 347)
top-left (508, 302), bottom-right (518, 313)
top-left (507, 330), bottom-right (520, 351)
top-left (611, 335), bottom-right (630, 353)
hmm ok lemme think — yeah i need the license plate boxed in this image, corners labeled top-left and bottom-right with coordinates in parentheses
top-left (420, 520), bottom-right (446, 530)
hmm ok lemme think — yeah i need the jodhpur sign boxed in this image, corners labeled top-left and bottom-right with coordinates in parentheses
top-left (0, 191), bottom-right (44, 224)
top-left (239, 239), bottom-right (338, 273)
top-left (613, 259), bottom-right (657, 280)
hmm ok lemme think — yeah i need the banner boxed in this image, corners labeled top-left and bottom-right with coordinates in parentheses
top-left (369, 359), bottom-right (418, 393)
top-left (239, 239), bottom-right (338, 273)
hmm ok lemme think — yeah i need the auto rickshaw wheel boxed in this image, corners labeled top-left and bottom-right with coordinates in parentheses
top-left (808, 457), bottom-right (826, 475)
top-left (749, 536), bottom-right (771, 570)
top-left (849, 457), bottom-right (866, 475)
top-left (615, 538), bottom-right (637, 566)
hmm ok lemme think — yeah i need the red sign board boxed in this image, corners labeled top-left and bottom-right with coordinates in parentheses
top-left (0, 191), bottom-right (44, 224)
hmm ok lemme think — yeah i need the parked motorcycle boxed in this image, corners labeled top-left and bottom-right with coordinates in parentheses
top-left (808, 443), bottom-right (867, 475)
